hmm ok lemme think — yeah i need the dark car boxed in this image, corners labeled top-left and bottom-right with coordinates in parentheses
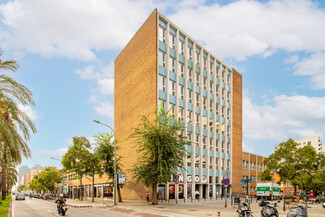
top-left (15, 193), bottom-right (25, 200)
top-left (34, 193), bottom-right (41, 198)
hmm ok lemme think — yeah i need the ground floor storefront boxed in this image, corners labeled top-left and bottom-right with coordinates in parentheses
top-left (66, 183), bottom-right (114, 199)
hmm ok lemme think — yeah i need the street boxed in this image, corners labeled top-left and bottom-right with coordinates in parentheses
top-left (12, 196), bottom-right (168, 217)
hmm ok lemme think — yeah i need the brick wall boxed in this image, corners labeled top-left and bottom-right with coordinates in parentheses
top-left (231, 69), bottom-right (242, 193)
top-left (114, 9), bottom-right (158, 200)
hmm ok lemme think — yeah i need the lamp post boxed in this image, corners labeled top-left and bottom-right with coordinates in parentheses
top-left (51, 157), bottom-right (66, 196)
top-left (93, 120), bottom-right (117, 206)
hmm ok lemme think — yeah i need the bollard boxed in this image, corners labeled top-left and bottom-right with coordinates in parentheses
top-left (217, 211), bottom-right (221, 217)
top-left (231, 197), bottom-right (233, 206)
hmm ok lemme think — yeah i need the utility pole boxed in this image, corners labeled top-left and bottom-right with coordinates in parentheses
top-left (225, 168), bottom-right (229, 207)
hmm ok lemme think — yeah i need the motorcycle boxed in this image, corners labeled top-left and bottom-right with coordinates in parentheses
top-left (322, 202), bottom-right (325, 208)
top-left (237, 202), bottom-right (253, 217)
top-left (57, 202), bottom-right (68, 216)
top-left (287, 204), bottom-right (308, 217)
top-left (259, 200), bottom-right (281, 217)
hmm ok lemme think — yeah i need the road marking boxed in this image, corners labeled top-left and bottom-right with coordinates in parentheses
top-left (48, 209), bottom-right (53, 212)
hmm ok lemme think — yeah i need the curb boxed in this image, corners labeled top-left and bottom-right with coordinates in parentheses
top-left (66, 204), bottom-right (93, 208)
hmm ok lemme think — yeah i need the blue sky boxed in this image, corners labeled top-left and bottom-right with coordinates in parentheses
top-left (1, 0), bottom-right (325, 169)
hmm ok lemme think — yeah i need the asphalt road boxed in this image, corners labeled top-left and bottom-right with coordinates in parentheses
top-left (12, 196), bottom-right (132, 217)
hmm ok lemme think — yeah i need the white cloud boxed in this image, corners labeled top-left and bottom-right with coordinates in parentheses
top-left (1, 0), bottom-right (325, 61)
top-left (243, 94), bottom-right (325, 142)
top-left (292, 52), bottom-right (325, 89)
top-left (243, 142), bottom-right (254, 153)
top-left (18, 104), bottom-right (41, 121)
top-left (37, 148), bottom-right (68, 157)
top-left (93, 102), bottom-right (114, 119)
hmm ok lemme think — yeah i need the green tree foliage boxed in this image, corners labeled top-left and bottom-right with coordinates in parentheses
top-left (29, 179), bottom-right (43, 193)
top-left (94, 132), bottom-right (123, 202)
top-left (0, 48), bottom-right (36, 200)
top-left (263, 139), bottom-right (325, 194)
top-left (62, 137), bottom-right (91, 200)
top-left (38, 167), bottom-right (62, 193)
top-left (130, 107), bottom-right (190, 205)
top-left (17, 184), bottom-right (25, 192)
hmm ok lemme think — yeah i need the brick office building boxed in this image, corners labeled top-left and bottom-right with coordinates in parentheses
top-left (115, 9), bottom-right (242, 200)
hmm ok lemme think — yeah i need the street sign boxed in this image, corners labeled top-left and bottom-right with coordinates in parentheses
top-left (222, 178), bottom-right (230, 185)
top-left (117, 173), bottom-right (126, 185)
top-left (175, 179), bottom-right (179, 184)
top-left (240, 179), bottom-right (247, 184)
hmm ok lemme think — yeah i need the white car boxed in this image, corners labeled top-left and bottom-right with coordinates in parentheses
top-left (15, 193), bottom-right (25, 200)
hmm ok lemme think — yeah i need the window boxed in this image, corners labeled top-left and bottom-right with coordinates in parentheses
top-left (178, 85), bottom-right (184, 100)
top-left (203, 136), bottom-right (207, 149)
top-left (187, 132), bottom-right (192, 140)
top-left (203, 57), bottom-right (207, 70)
top-left (195, 114), bottom-right (200, 127)
top-left (227, 143), bottom-right (230, 154)
top-left (187, 154), bottom-right (192, 167)
top-left (202, 156), bottom-right (207, 168)
top-left (159, 25), bottom-right (166, 43)
top-left (222, 142), bottom-right (225, 153)
top-left (203, 117), bottom-right (207, 129)
top-left (178, 108), bottom-right (184, 121)
top-left (158, 75), bottom-right (166, 92)
top-left (227, 74), bottom-right (230, 83)
top-left (216, 66), bottom-right (219, 76)
top-left (209, 138), bottom-right (213, 150)
top-left (169, 57), bottom-right (175, 72)
top-left (187, 111), bottom-right (192, 124)
top-left (169, 103), bottom-right (176, 116)
top-left (209, 157), bottom-right (213, 169)
top-left (209, 100), bottom-right (213, 112)
top-left (188, 89), bottom-right (192, 103)
top-left (216, 104), bottom-right (219, 115)
top-left (179, 40), bottom-right (184, 55)
top-left (222, 70), bottom-right (225, 82)
top-left (158, 99), bottom-right (166, 111)
top-left (196, 73), bottom-right (200, 86)
top-left (216, 159), bottom-right (219, 170)
top-left (169, 80), bottom-right (175, 96)
top-left (210, 62), bottom-right (213, 73)
top-left (196, 52), bottom-right (200, 65)
top-left (195, 154), bottom-right (200, 167)
top-left (188, 68), bottom-right (193, 82)
top-left (216, 140), bottom-right (219, 152)
top-left (179, 63), bottom-right (184, 78)
top-left (210, 81), bottom-right (213, 94)
top-left (188, 46), bottom-right (193, 60)
top-left (203, 77), bottom-right (207, 90)
top-left (195, 93), bottom-right (200, 106)
top-left (203, 97), bottom-right (207, 110)
top-left (158, 51), bottom-right (166, 67)
top-left (216, 84), bottom-right (219, 96)
top-left (169, 32), bottom-right (175, 49)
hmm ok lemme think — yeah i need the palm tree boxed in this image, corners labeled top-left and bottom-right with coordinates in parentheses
top-left (0, 48), bottom-right (37, 200)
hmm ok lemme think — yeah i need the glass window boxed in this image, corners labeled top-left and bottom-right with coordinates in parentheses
top-left (179, 40), bottom-right (184, 55)
top-left (169, 80), bottom-right (175, 96)
top-left (210, 81), bottom-right (213, 94)
top-left (196, 52), bottom-right (200, 65)
top-left (210, 100), bottom-right (213, 112)
top-left (159, 51), bottom-right (166, 67)
top-left (195, 114), bottom-right (200, 127)
top-left (188, 89), bottom-right (192, 103)
top-left (169, 57), bottom-right (175, 72)
top-left (187, 132), bottom-right (192, 140)
top-left (203, 97), bottom-right (207, 110)
top-left (188, 46), bottom-right (192, 60)
top-left (216, 66), bottom-right (219, 76)
top-left (158, 75), bottom-right (166, 92)
top-left (195, 93), bottom-right (200, 106)
top-left (203, 77), bottom-right (207, 90)
top-left (196, 73), bottom-right (200, 86)
top-left (169, 32), bottom-right (175, 49)
top-left (169, 103), bottom-right (176, 116)
top-left (203, 58), bottom-right (207, 70)
top-left (178, 85), bottom-right (184, 100)
top-left (187, 111), bottom-right (192, 124)
top-left (188, 68), bottom-right (192, 82)
top-left (159, 25), bottom-right (166, 43)
top-left (179, 63), bottom-right (184, 78)
top-left (210, 62), bottom-right (213, 73)
top-left (178, 107), bottom-right (184, 121)
top-left (158, 99), bottom-right (166, 111)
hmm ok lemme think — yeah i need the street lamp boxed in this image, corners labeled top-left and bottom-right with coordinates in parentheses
top-left (93, 120), bottom-right (117, 206)
top-left (51, 157), bottom-right (66, 196)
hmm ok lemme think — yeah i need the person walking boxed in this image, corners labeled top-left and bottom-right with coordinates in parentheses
top-left (147, 191), bottom-right (150, 203)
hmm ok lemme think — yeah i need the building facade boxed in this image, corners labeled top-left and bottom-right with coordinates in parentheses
top-left (115, 9), bottom-right (242, 200)
top-left (18, 165), bottom-right (31, 184)
top-left (275, 136), bottom-right (324, 154)
top-left (241, 152), bottom-right (266, 195)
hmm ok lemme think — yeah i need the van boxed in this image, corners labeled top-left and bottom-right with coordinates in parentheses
top-left (256, 183), bottom-right (282, 200)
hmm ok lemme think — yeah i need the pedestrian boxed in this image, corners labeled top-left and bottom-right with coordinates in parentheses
top-left (147, 191), bottom-right (150, 203)
top-left (195, 190), bottom-right (200, 200)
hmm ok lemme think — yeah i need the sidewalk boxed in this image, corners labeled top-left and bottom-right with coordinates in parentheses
top-left (64, 197), bottom-right (325, 217)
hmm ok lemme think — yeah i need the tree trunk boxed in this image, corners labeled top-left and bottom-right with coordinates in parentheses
top-left (1, 144), bottom-right (7, 200)
top-left (152, 184), bottom-right (158, 205)
top-left (117, 185), bottom-right (122, 202)
top-left (91, 172), bottom-right (95, 202)
top-left (80, 174), bottom-right (83, 201)
top-left (294, 185), bottom-right (297, 195)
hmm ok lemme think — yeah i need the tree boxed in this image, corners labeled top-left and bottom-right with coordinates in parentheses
top-left (62, 137), bottom-right (90, 200)
top-left (0, 48), bottom-right (37, 200)
top-left (94, 132), bottom-right (123, 202)
top-left (17, 184), bottom-right (26, 192)
top-left (29, 179), bottom-right (43, 193)
top-left (38, 167), bottom-right (62, 193)
top-left (130, 107), bottom-right (190, 205)
top-left (264, 139), bottom-right (325, 194)
top-left (84, 149), bottom-right (102, 202)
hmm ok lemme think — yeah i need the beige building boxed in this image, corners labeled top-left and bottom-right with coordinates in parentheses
top-left (275, 136), bottom-right (323, 154)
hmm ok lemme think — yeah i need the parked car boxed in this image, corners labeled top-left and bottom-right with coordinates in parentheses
top-left (43, 193), bottom-right (54, 200)
top-left (34, 193), bottom-right (41, 198)
top-left (15, 193), bottom-right (25, 200)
